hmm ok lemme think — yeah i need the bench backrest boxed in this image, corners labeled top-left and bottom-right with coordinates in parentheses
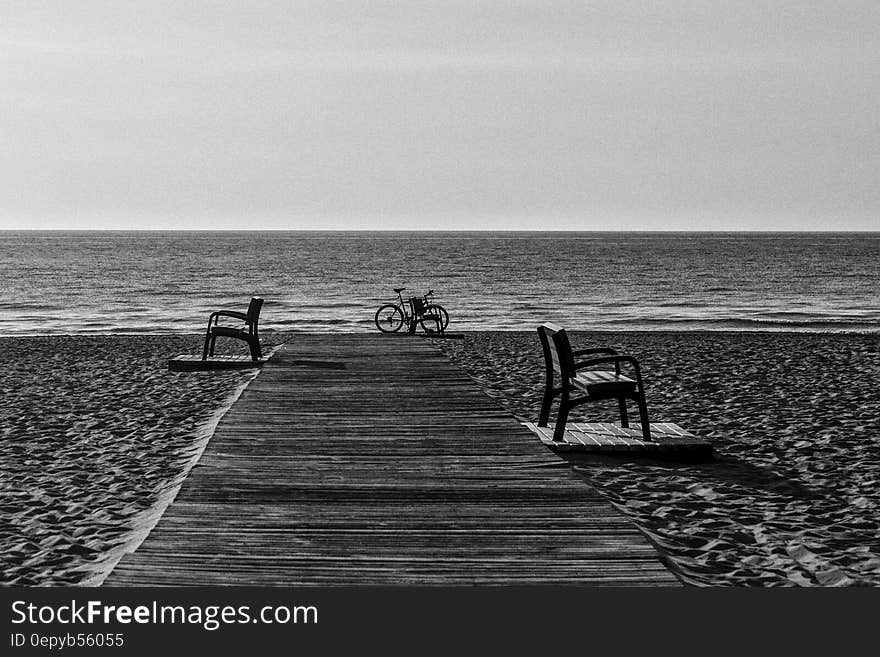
top-left (409, 296), bottom-right (426, 316)
top-left (537, 322), bottom-right (576, 383)
top-left (246, 297), bottom-right (264, 326)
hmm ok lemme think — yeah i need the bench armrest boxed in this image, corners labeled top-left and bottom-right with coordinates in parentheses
top-left (572, 347), bottom-right (617, 357)
top-left (210, 310), bottom-right (249, 322)
top-left (573, 354), bottom-right (645, 387)
top-left (207, 310), bottom-right (252, 333)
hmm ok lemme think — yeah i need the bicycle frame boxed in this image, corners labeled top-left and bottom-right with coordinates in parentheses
top-left (391, 290), bottom-right (411, 324)
top-left (392, 289), bottom-right (436, 324)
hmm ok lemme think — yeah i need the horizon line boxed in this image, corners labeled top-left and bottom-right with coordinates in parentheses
top-left (2, 228), bottom-right (879, 234)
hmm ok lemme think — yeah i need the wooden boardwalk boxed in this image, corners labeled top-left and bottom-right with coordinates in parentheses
top-left (105, 335), bottom-right (678, 586)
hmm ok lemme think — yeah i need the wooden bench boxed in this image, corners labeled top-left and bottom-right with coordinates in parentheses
top-left (537, 322), bottom-right (651, 442)
top-left (406, 295), bottom-right (444, 335)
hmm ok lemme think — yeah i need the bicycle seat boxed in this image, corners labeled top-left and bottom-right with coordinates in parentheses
top-left (393, 287), bottom-right (406, 293)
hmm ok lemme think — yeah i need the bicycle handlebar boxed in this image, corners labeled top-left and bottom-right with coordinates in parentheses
top-left (392, 287), bottom-right (435, 299)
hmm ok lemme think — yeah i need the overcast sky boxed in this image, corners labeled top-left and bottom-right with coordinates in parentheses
top-left (1, 1), bottom-right (878, 230)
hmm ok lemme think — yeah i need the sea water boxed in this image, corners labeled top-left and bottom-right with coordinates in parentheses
top-left (1, 231), bottom-right (878, 335)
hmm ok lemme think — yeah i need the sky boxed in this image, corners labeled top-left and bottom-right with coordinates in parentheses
top-left (1, 1), bottom-right (878, 231)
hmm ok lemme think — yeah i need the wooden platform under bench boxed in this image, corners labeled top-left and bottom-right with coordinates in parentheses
top-left (168, 354), bottom-right (267, 372)
top-left (524, 421), bottom-right (713, 460)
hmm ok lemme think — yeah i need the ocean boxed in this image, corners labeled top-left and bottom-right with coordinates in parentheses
top-left (1, 231), bottom-right (878, 335)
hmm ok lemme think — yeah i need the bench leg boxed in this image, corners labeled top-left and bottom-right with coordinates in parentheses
top-left (553, 400), bottom-right (572, 442)
top-left (202, 319), bottom-right (216, 359)
top-left (636, 395), bottom-right (651, 442)
top-left (538, 381), bottom-right (554, 427)
top-left (618, 398), bottom-right (629, 428)
top-left (248, 338), bottom-right (262, 361)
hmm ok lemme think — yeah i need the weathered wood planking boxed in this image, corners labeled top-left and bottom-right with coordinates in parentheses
top-left (524, 422), bottom-right (713, 459)
top-left (106, 334), bottom-right (678, 586)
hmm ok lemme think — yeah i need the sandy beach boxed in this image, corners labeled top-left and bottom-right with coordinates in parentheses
top-left (2, 330), bottom-right (878, 586)
top-left (431, 331), bottom-right (880, 586)
top-left (0, 333), bottom-right (287, 586)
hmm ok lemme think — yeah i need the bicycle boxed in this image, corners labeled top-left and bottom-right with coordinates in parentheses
top-left (374, 288), bottom-right (450, 333)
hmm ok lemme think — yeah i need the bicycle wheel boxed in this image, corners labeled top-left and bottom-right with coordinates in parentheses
top-left (374, 304), bottom-right (405, 332)
top-left (420, 304), bottom-right (449, 333)
top-left (423, 304), bottom-right (449, 331)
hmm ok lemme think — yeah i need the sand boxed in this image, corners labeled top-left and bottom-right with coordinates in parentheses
top-left (430, 331), bottom-right (880, 586)
top-left (0, 333), bottom-right (287, 586)
top-left (3, 330), bottom-right (878, 586)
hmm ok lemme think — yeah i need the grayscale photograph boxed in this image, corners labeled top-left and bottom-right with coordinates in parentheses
top-left (1, 0), bottom-right (878, 597)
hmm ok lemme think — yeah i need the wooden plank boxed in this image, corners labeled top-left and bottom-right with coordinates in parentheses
top-left (105, 335), bottom-right (679, 586)
top-left (169, 354), bottom-right (266, 371)
top-left (529, 421), bottom-right (712, 459)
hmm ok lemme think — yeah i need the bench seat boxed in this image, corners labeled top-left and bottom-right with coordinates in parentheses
top-left (573, 370), bottom-right (638, 398)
